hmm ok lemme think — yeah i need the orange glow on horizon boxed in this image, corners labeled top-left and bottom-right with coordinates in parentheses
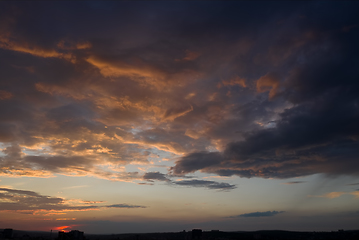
top-left (54, 226), bottom-right (72, 231)
top-left (53, 224), bottom-right (83, 232)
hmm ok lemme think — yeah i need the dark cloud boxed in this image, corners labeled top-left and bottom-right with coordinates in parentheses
top-left (0, 0), bottom-right (358, 183)
top-left (0, 187), bottom-right (69, 212)
top-left (0, 188), bottom-right (146, 213)
top-left (105, 204), bottom-right (146, 209)
top-left (346, 183), bottom-right (359, 186)
top-left (172, 29), bottom-right (359, 178)
top-left (24, 155), bottom-right (96, 172)
top-left (283, 181), bottom-right (306, 185)
top-left (142, 171), bottom-right (235, 190)
top-left (172, 89), bottom-right (359, 178)
top-left (173, 179), bottom-right (236, 190)
top-left (143, 171), bottom-right (169, 182)
top-left (0, 187), bottom-right (43, 197)
top-left (231, 211), bottom-right (285, 218)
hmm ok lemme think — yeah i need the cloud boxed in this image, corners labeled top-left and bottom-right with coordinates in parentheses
top-left (57, 40), bottom-right (92, 50)
top-left (231, 211), bottom-right (285, 218)
top-left (172, 85), bottom-right (359, 179)
top-left (0, 27), bottom-right (74, 61)
top-left (347, 183), bottom-right (359, 186)
top-left (173, 179), bottom-right (236, 190)
top-left (282, 181), bottom-right (306, 185)
top-left (321, 192), bottom-right (346, 199)
top-left (0, 187), bottom-right (44, 197)
top-left (106, 204), bottom-right (146, 209)
top-left (310, 191), bottom-right (359, 199)
top-left (0, 90), bottom-right (13, 100)
top-left (0, 0), bottom-right (357, 186)
top-left (177, 50), bottom-right (201, 61)
top-left (141, 171), bottom-right (236, 190)
top-left (256, 72), bottom-right (281, 100)
top-left (350, 191), bottom-right (359, 198)
top-left (143, 171), bottom-right (170, 182)
top-left (0, 36), bottom-right (71, 59)
top-left (162, 105), bottom-right (193, 121)
top-left (171, 152), bottom-right (222, 175)
top-left (86, 55), bottom-right (165, 85)
top-left (0, 1), bottom-right (358, 233)
top-left (0, 187), bottom-right (146, 214)
top-left (221, 76), bottom-right (246, 88)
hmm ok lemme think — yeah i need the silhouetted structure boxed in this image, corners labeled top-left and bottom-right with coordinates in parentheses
top-left (1, 228), bottom-right (358, 240)
top-left (3, 229), bottom-right (13, 239)
top-left (58, 230), bottom-right (84, 240)
top-left (191, 229), bottom-right (202, 240)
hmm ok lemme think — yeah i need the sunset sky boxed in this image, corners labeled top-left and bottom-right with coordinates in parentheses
top-left (0, 1), bottom-right (358, 234)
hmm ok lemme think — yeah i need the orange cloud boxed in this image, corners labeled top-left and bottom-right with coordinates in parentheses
top-left (162, 105), bottom-right (193, 121)
top-left (0, 32), bottom-right (93, 63)
top-left (309, 191), bottom-right (359, 199)
top-left (0, 35), bottom-right (72, 59)
top-left (0, 167), bottom-right (54, 178)
top-left (76, 42), bottom-right (92, 49)
top-left (222, 76), bottom-right (246, 88)
top-left (0, 90), bottom-right (13, 100)
top-left (323, 192), bottom-right (346, 199)
top-left (182, 50), bottom-right (201, 61)
top-left (309, 191), bottom-right (350, 199)
top-left (350, 191), bottom-right (359, 198)
top-left (256, 72), bottom-right (281, 99)
top-left (56, 218), bottom-right (76, 221)
top-left (175, 50), bottom-right (201, 61)
top-left (123, 139), bottom-right (185, 155)
top-left (35, 82), bottom-right (86, 100)
top-left (185, 129), bottom-right (202, 140)
top-left (86, 56), bottom-right (166, 89)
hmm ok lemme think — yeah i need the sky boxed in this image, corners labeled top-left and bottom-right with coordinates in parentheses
top-left (0, 0), bottom-right (358, 234)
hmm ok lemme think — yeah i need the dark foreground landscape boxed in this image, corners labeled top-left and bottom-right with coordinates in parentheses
top-left (1, 228), bottom-right (359, 240)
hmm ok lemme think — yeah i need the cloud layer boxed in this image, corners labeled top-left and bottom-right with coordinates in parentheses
top-left (0, 188), bottom-right (146, 215)
top-left (232, 211), bottom-right (285, 218)
top-left (142, 171), bottom-right (236, 190)
top-left (0, 1), bottom-right (358, 186)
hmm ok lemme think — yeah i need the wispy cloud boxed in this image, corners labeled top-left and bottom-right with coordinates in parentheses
top-left (173, 179), bottom-right (236, 190)
top-left (106, 204), bottom-right (146, 209)
top-left (309, 191), bottom-right (359, 199)
top-left (141, 171), bottom-right (236, 190)
top-left (282, 181), bottom-right (306, 185)
top-left (230, 211), bottom-right (285, 218)
top-left (346, 183), bottom-right (359, 186)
